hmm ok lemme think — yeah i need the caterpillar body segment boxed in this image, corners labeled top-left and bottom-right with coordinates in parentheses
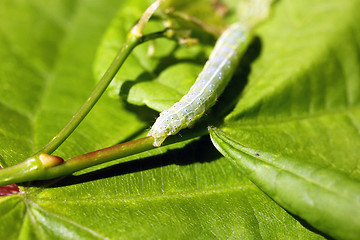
top-left (148, 23), bottom-right (252, 147)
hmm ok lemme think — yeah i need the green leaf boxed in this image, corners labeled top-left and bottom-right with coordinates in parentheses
top-left (0, 139), bottom-right (324, 239)
top-left (209, 0), bottom-right (360, 239)
top-left (0, 0), bottom-right (330, 239)
top-left (128, 63), bottom-right (203, 112)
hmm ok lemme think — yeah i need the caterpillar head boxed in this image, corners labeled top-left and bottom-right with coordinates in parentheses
top-left (147, 118), bottom-right (170, 147)
top-left (147, 111), bottom-right (181, 147)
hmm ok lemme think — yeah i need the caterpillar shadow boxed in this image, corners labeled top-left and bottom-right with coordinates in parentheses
top-left (179, 36), bottom-right (263, 131)
top-left (206, 36), bottom-right (262, 127)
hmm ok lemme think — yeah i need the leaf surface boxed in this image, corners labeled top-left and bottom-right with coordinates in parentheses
top-left (209, 0), bottom-right (360, 239)
top-left (0, 0), bottom-right (355, 239)
top-left (0, 140), bottom-right (324, 239)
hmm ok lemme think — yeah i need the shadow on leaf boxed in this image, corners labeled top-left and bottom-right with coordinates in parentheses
top-left (43, 136), bottom-right (221, 188)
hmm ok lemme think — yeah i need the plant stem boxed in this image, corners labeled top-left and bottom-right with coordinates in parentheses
top-left (131, 0), bottom-right (165, 37)
top-left (42, 136), bottom-right (155, 180)
top-left (0, 29), bottom-right (178, 187)
top-left (0, 28), bottom-right (175, 188)
top-left (34, 28), bottom-right (178, 156)
top-left (0, 157), bottom-right (43, 187)
top-left (36, 0), bottom-right (166, 156)
top-left (164, 9), bottom-right (223, 37)
top-left (0, 137), bottom-right (154, 186)
top-left (0, 0), bottom-right (174, 187)
top-left (36, 35), bottom-right (140, 156)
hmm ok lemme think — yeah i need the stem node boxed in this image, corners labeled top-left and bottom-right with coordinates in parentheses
top-left (39, 154), bottom-right (64, 168)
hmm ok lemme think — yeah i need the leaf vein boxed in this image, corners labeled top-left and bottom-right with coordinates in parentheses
top-left (30, 201), bottom-right (110, 240)
top-left (33, 185), bottom-right (253, 203)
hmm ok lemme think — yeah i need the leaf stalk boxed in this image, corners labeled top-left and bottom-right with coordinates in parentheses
top-left (0, 137), bottom-right (154, 186)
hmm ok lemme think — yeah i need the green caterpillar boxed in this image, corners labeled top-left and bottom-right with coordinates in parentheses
top-left (148, 22), bottom-right (252, 146)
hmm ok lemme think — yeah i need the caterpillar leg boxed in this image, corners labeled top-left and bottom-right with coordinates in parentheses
top-left (151, 135), bottom-right (167, 147)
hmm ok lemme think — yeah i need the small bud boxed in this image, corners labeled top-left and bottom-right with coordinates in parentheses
top-left (39, 153), bottom-right (64, 168)
top-left (178, 38), bottom-right (198, 47)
